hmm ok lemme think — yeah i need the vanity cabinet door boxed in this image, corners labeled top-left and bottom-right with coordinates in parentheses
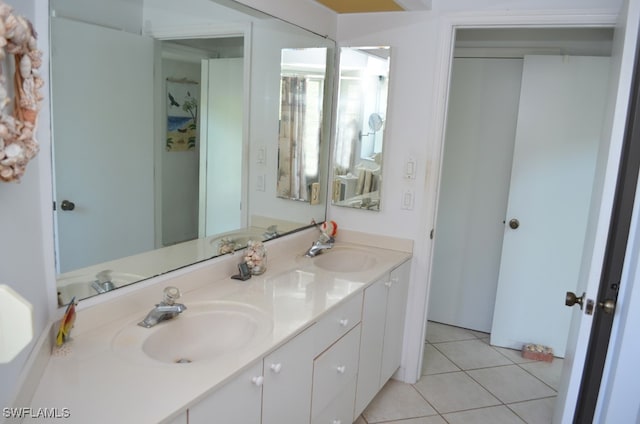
top-left (188, 360), bottom-right (263, 424)
top-left (312, 325), bottom-right (361, 420)
top-left (262, 324), bottom-right (315, 424)
top-left (380, 260), bottom-right (411, 383)
top-left (354, 276), bottom-right (387, 417)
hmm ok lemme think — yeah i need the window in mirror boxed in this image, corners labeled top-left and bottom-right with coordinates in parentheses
top-left (333, 46), bottom-right (390, 211)
top-left (277, 48), bottom-right (327, 202)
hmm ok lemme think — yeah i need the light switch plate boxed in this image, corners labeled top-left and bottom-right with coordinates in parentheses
top-left (310, 182), bottom-right (320, 205)
top-left (405, 157), bottom-right (416, 179)
top-left (256, 174), bottom-right (265, 192)
top-left (401, 190), bottom-right (414, 210)
top-left (257, 146), bottom-right (266, 164)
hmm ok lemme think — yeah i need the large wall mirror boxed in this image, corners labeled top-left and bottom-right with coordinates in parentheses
top-left (51, 0), bottom-right (335, 306)
top-left (332, 47), bottom-right (390, 211)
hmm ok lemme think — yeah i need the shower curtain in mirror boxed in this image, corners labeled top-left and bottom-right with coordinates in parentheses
top-left (278, 76), bottom-right (308, 201)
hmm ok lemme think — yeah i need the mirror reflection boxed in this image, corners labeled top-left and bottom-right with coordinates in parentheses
top-left (332, 47), bottom-right (391, 211)
top-left (277, 48), bottom-right (327, 203)
top-left (51, 0), bottom-right (334, 306)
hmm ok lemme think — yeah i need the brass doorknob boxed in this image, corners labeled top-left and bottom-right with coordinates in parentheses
top-left (599, 299), bottom-right (616, 315)
top-left (566, 291), bottom-right (585, 310)
top-left (509, 218), bottom-right (520, 229)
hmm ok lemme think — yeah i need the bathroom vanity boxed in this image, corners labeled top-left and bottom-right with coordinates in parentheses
top-left (25, 230), bottom-right (412, 423)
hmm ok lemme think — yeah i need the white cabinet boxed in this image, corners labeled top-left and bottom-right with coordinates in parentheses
top-left (381, 260), bottom-right (411, 382)
top-left (354, 276), bottom-right (387, 415)
top-left (312, 325), bottom-right (362, 424)
top-left (262, 325), bottom-right (316, 424)
top-left (188, 360), bottom-right (263, 424)
top-left (165, 258), bottom-right (410, 424)
top-left (354, 259), bottom-right (411, 418)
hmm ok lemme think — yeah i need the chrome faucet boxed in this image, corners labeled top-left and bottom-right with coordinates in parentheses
top-left (263, 225), bottom-right (279, 240)
top-left (91, 270), bottom-right (116, 294)
top-left (305, 233), bottom-right (335, 257)
top-left (138, 286), bottom-right (187, 328)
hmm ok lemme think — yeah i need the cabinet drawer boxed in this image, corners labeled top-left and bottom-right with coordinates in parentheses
top-left (314, 292), bottom-right (362, 356)
top-left (311, 377), bottom-right (357, 424)
top-left (312, 325), bottom-right (361, 418)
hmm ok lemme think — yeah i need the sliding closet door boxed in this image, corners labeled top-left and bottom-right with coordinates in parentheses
top-left (491, 55), bottom-right (610, 356)
top-left (428, 58), bottom-right (523, 332)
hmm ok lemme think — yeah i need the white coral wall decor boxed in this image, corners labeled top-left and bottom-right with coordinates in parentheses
top-left (0, 1), bottom-right (44, 183)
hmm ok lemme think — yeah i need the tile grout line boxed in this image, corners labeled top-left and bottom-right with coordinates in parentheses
top-left (423, 324), bottom-right (559, 423)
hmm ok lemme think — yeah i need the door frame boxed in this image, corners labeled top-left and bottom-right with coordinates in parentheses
top-left (409, 9), bottom-right (622, 423)
top-left (574, 23), bottom-right (640, 421)
top-left (147, 24), bottom-right (253, 248)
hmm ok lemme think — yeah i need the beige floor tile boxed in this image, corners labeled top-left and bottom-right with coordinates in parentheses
top-left (435, 339), bottom-right (513, 370)
top-left (467, 365), bottom-right (557, 403)
top-left (422, 344), bottom-right (460, 375)
top-left (493, 346), bottom-right (537, 364)
top-left (425, 321), bottom-right (477, 343)
top-left (413, 372), bottom-right (500, 414)
top-left (467, 329), bottom-right (490, 339)
top-left (508, 397), bottom-right (557, 424)
top-left (443, 405), bottom-right (526, 424)
top-left (520, 358), bottom-right (564, 390)
top-left (378, 416), bottom-right (448, 424)
top-left (362, 380), bottom-right (437, 423)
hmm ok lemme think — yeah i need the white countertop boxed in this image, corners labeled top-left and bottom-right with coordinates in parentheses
top-left (25, 234), bottom-right (411, 423)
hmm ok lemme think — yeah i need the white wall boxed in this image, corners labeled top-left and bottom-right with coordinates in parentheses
top-left (52, 0), bottom-right (143, 33)
top-left (248, 18), bottom-right (333, 229)
top-left (333, 0), bottom-right (622, 383)
top-left (0, 0), bottom-right (56, 409)
top-left (1, 0), bottom-right (629, 414)
top-left (234, 0), bottom-right (336, 39)
top-left (160, 58), bottom-right (201, 246)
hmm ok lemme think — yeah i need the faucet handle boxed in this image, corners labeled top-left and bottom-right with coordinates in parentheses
top-left (95, 269), bottom-right (112, 284)
top-left (163, 286), bottom-right (181, 305)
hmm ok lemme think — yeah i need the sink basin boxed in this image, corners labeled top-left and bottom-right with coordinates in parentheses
top-left (112, 301), bottom-right (273, 364)
top-left (312, 246), bottom-right (378, 273)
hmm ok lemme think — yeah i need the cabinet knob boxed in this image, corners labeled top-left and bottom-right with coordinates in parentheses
top-left (384, 281), bottom-right (392, 288)
top-left (251, 376), bottom-right (264, 386)
top-left (339, 318), bottom-right (349, 327)
top-left (332, 420), bottom-right (342, 424)
top-left (270, 363), bottom-right (282, 373)
top-left (336, 365), bottom-right (346, 374)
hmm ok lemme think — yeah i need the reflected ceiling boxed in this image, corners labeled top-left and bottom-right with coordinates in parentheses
top-left (313, 0), bottom-right (432, 13)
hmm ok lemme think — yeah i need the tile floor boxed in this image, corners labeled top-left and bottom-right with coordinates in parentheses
top-left (355, 321), bottom-right (563, 424)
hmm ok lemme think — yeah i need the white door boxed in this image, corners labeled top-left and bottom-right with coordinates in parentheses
top-left (555, 0), bottom-right (640, 421)
top-left (52, 18), bottom-right (155, 273)
top-left (198, 58), bottom-right (244, 237)
top-left (491, 55), bottom-right (610, 357)
top-left (428, 58), bottom-right (523, 332)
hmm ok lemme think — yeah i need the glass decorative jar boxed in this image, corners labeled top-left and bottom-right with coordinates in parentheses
top-left (245, 240), bottom-right (267, 275)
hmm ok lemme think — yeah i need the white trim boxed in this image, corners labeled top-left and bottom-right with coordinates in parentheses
top-left (145, 23), bottom-right (249, 40)
top-left (241, 24), bottom-right (253, 229)
top-left (404, 2), bottom-right (619, 403)
top-left (198, 59), bottom-right (210, 238)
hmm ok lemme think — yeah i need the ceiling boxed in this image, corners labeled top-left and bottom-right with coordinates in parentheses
top-left (314, 0), bottom-right (432, 13)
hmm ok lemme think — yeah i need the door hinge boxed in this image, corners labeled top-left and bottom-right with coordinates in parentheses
top-left (430, 228), bottom-right (434, 239)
